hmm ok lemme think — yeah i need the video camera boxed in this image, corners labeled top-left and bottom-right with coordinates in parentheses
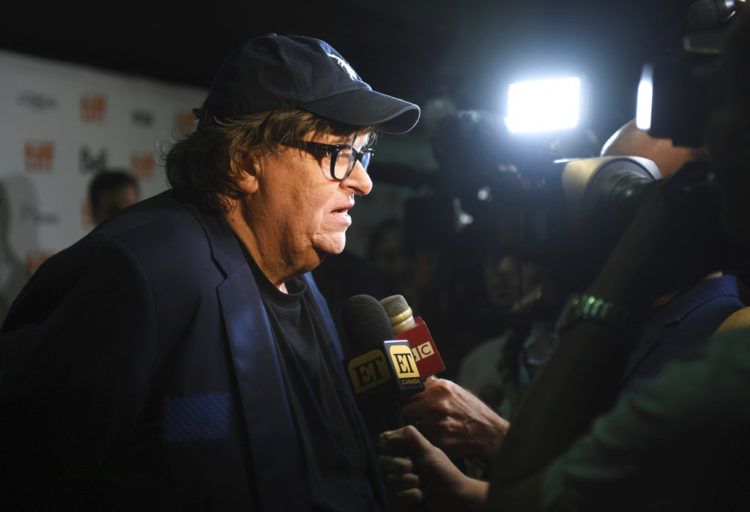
top-left (637, 0), bottom-right (744, 146)
top-left (421, 0), bottom-right (743, 291)
top-left (428, 110), bottom-right (661, 290)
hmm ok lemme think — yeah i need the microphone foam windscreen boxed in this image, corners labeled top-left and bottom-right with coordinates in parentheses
top-left (341, 295), bottom-right (395, 353)
top-left (379, 294), bottom-right (410, 318)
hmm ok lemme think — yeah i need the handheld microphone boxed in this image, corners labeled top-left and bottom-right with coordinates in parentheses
top-left (341, 294), bottom-right (424, 439)
top-left (379, 295), bottom-right (446, 379)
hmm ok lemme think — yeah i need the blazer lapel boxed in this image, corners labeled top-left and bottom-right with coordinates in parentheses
top-left (189, 206), bottom-right (310, 511)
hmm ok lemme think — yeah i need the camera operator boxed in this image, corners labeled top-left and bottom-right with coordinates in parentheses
top-left (381, 6), bottom-right (750, 511)
top-left (398, 109), bottom-right (742, 478)
top-left (601, 119), bottom-right (702, 179)
top-left (601, 121), bottom-right (743, 388)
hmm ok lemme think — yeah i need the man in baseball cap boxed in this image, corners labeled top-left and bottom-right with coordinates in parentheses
top-left (1, 34), bottom-right (419, 510)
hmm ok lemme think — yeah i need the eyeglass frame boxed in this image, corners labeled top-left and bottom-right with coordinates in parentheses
top-left (281, 139), bottom-right (374, 181)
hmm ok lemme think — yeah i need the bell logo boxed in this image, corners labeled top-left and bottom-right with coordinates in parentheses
top-left (411, 341), bottom-right (435, 362)
top-left (24, 141), bottom-right (55, 172)
top-left (79, 146), bottom-right (108, 174)
top-left (131, 152), bottom-right (155, 179)
top-left (348, 350), bottom-right (390, 395)
top-left (81, 94), bottom-right (107, 123)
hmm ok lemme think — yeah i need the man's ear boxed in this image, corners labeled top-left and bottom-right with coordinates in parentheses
top-left (232, 152), bottom-right (260, 195)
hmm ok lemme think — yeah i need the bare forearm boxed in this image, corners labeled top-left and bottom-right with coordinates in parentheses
top-left (488, 319), bottom-right (634, 498)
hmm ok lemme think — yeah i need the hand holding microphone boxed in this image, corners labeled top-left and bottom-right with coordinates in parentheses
top-left (341, 294), bottom-right (424, 441)
top-left (379, 294), bottom-right (446, 379)
top-left (341, 295), bottom-right (430, 511)
top-left (380, 294), bottom-right (510, 461)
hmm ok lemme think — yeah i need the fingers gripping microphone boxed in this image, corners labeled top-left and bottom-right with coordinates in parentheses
top-left (379, 295), bottom-right (446, 379)
top-left (342, 295), bottom-right (425, 440)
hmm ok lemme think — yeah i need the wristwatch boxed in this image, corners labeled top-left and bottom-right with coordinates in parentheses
top-left (555, 293), bottom-right (631, 334)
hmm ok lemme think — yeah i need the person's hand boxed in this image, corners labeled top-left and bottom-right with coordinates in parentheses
top-left (378, 425), bottom-right (489, 512)
top-left (401, 378), bottom-right (510, 461)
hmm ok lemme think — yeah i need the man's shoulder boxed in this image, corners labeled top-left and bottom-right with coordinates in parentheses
top-left (88, 191), bottom-right (215, 260)
top-left (659, 275), bottom-right (743, 328)
top-left (93, 191), bottom-right (198, 237)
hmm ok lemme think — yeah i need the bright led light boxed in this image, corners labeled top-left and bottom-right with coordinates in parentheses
top-left (505, 77), bottom-right (581, 134)
top-left (636, 65), bottom-right (653, 131)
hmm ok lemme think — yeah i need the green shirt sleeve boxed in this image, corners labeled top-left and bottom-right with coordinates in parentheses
top-left (542, 328), bottom-right (750, 512)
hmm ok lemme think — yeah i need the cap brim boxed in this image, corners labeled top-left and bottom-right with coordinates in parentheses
top-left (300, 89), bottom-right (420, 134)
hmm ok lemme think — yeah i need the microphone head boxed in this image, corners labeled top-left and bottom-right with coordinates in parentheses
top-left (380, 294), bottom-right (415, 333)
top-left (342, 294), bottom-right (394, 353)
top-left (380, 294), bottom-right (409, 316)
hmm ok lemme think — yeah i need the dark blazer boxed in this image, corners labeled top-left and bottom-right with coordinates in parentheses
top-left (0, 191), bottom-right (367, 511)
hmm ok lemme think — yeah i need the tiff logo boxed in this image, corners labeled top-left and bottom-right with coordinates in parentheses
top-left (131, 151), bottom-right (155, 179)
top-left (80, 94), bottom-right (107, 123)
top-left (24, 141), bottom-right (55, 172)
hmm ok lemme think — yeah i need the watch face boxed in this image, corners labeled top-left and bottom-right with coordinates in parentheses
top-left (556, 293), bottom-right (628, 335)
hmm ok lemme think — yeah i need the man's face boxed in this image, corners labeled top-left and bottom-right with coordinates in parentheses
top-left (248, 131), bottom-right (373, 271)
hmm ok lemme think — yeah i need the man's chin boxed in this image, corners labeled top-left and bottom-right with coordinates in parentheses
top-left (313, 243), bottom-right (346, 263)
top-left (314, 235), bottom-right (347, 257)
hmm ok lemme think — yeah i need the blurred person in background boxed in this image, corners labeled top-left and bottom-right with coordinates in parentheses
top-left (87, 169), bottom-right (140, 225)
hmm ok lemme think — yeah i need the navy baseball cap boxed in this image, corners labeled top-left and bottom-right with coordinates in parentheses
top-left (194, 34), bottom-right (421, 134)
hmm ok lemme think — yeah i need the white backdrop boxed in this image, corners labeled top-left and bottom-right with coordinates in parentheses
top-left (0, 49), bottom-right (206, 315)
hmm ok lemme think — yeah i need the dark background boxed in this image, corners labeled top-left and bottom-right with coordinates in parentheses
top-left (0, 0), bottom-right (707, 375)
top-left (0, 0), bottom-right (693, 143)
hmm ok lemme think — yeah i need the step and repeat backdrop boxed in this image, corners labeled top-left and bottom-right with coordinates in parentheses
top-left (0, 50), bottom-right (206, 316)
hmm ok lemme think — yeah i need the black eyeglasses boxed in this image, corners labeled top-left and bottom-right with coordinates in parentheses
top-left (282, 140), bottom-right (374, 181)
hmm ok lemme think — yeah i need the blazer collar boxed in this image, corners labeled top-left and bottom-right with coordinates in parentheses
top-left (184, 203), bottom-right (246, 278)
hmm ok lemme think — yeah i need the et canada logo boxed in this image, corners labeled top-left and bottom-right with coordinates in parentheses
top-left (347, 341), bottom-right (423, 396)
top-left (24, 141), bottom-right (55, 172)
top-left (80, 94), bottom-right (107, 123)
top-left (348, 350), bottom-right (390, 395)
top-left (387, 344), bottom-right (420, 384)
top-left (130, 152), bottom-right (155, 179)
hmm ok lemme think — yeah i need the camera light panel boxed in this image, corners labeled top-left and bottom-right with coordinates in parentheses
top-left (636, 64), bottom-right (654, 131)
top-left (505, 77), bottom-right (581, 134)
